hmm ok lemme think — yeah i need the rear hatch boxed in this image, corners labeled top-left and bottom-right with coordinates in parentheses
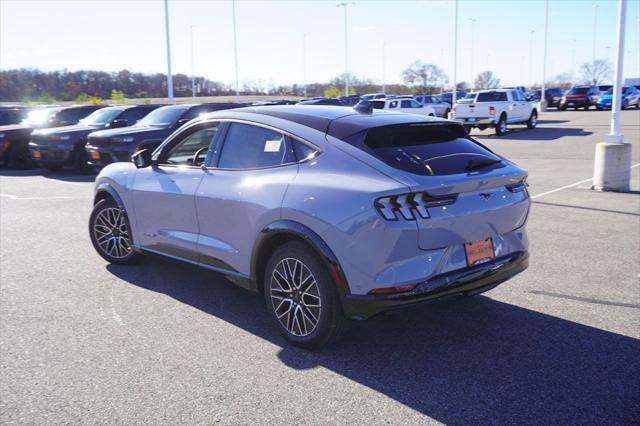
top-left (340, 122), bottom-right (530, 250)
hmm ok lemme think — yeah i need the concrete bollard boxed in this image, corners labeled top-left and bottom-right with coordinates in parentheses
top-left (592, 142), bottom-right (632, 192)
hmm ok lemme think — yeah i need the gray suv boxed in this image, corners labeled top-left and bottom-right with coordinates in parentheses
top-left (89, 104), bottom-right (530, 348)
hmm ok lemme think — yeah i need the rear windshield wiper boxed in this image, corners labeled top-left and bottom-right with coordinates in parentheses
top-left (464, 158), bottom-right (502, 172)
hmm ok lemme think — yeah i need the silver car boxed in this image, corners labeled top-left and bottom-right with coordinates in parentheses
top-left (413, 95), bottom-right (452, 118)
top-left (89, 105), bottom-right (531, 348)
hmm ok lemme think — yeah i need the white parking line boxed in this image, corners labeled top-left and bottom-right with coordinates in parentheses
top-left (0, 193), bottom-right (88, 200)
top-left (531, 163), bottom-right (640, 200)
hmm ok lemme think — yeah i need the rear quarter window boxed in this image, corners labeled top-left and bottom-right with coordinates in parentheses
top-left (343, 123), bottom-right (503, 176)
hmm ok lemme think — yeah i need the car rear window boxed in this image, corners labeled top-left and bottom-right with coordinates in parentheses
top-left (476, 92), bottom-right (508, 102)
top-left (342, 123), bottom-right (504, 176)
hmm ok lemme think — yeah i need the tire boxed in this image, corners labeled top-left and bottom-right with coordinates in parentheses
top-left (7, 143), bottom-right (34, 169)
top-left (44, 164), bottom-right (63, 171)
top-left (263, 241), bottom-right (349, 349)
top-left (443, 108), bottom-right (450, 118)
top-left (495, 114), bottom-right (507, 136)
top-left (89, 198), bottom-right (143, 265)
top-left (463, 125), bottom-right (472, 135)
top-left (526, 110), bottom-right (537, 129)
top-left (636, 101), bottom-right (639, 109)
top-left (560, 104), bottom-right (567, 111)
top-left (621, 100), bottom-right (628, 110)
top-left (72, 145), bottom-right (92, 174)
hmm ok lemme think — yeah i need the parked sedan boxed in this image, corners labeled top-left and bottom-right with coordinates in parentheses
top-left (596, 86), bottom-right (640, 110)
top-left (413, 94), bottom-right (451, 117)
top-left (88, 104), bottom-right (530, 348)
top-left (370, 98), bottom-right (437, 116)
top-left (29, 104), bottom-right (160, 172)
top-left (0, 105), bottom-right (102, 169)
top-left (85, 103), bottom-right (244, 170)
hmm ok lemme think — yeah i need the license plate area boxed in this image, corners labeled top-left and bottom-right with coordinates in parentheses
top-left (467, 117), bottom-right (477, 122)
top-left (464, 238), bottom-right (495, 267)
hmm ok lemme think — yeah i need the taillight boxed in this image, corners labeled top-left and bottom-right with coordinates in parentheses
top-left (375, 192), bottom-right (458, 221)
top-left (506, 178), bottom-right (529, 193)
top-left (489, 106), bottom-right (496, 115)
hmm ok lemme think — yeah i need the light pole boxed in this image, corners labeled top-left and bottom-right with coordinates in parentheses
top-left (528, 29), bottom-right (535, 86)
top-left (190, 25), bottom-right (196, 100)
top-left (336, 2), bottom-right (354, 96)
top-left (470, 18), bottom-right (476, 82)
top-left (592, 0), bottom-right (630, 192)
top-left (592, 3), bottom-right (599, 64)
top-left (303, 33), bottom-right (308, 98)
top-left (163, 0), bottom-right (173, 103)
top-left (232, 0), bottom-right (239, 100)
top-left (540, 0), bottom-right (549, 111)
top-left (449, 0), bottom-right (458, 117)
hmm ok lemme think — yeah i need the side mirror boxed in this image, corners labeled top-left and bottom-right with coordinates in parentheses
top-left (132, 149), bottom-right (153, 168)
top-left (109, 119), bottom-right (129, 128)
top-left (176, 118), bottom-right (190, 127)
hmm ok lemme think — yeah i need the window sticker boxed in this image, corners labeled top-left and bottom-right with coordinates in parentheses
top-left (264, 139), bottom-right (282, 152)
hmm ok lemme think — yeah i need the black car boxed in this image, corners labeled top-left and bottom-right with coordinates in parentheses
top-left (439, 91), bottom-right (467, 105)
top-left (0, 106), bottom-right (28, 126)
top-left (297, 98), bottom-right (345, 106)
top-left (0, 105), bottom-right (102, 169)
top-left (532, 87), bottom-right (565, 108)
top-left (85, 103), bottom-right (245, 169)
top-left (29, 104), bottom-right (160, 172)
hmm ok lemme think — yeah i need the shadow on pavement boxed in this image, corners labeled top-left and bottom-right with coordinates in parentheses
top-left (475, 126), bottom-right (592, 141)
top-left (107, 256), bottom-right (640, 424)
top-left (0, 167), bottom-right (96, 183)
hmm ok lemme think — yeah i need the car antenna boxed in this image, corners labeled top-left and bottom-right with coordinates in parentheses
top-left (353, 100), bottom-right (373, 114)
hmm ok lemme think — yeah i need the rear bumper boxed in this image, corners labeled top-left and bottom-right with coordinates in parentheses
top-left (560, 99), bottom-right (590, 107)
top-left (452, 117), bottom-right (495, 126)
top-left (341, 251), bottom-right (529, 320)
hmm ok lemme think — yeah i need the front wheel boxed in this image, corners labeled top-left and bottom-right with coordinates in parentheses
top-left (264, 241), bottom-right (349, 349)
top-left (495, 115), bottom-right (507, 136)
top-left (89, 198), bottom-right (143, 264)
top-left (7, 143), bottom-right (34, 169)
top-left (526, 111), bottom-right (537, 129)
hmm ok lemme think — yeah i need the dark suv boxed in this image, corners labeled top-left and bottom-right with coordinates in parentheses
top-left (0, 105), bottom-right (102, 169)
top-left (85, 103), bottom-right (243, 170)
top-left (29, 104), bottom-right (160, 172)
top-left (559, 85), bottom-right (600, 110)
top-left (532, 87), bottom-right (565, 108)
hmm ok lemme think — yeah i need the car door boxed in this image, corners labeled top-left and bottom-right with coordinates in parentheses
top-left (130, 121), bottom-right (220, 261)
top-left (195, 121), bottom-right (300, 275)
top-left (509, 91), bottom-right (524, 122)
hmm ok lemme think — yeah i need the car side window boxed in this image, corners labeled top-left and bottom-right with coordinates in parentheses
top-left (400, 100), bottom-right (412, 108)
top-left (217, 123), bottom-right (288, 169)
top-left (118, 108), bottom-right (150, 125)
top-left (389, 100), bottom-right (398, 108)
top-left (292, 139), bottom-right (317, 162)
top-left (162, 123), bottom-right (219, 166)
top-left (410, 99), bottom-right (422, 108)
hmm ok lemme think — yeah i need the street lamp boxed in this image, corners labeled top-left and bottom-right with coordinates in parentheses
top-left (336, 2), bottom-right (355, 96)
top-left (190, 25), bottom-right (196, 100)
top-left (449, 0), bottom-right (458, 117)
top-left (303, 33), bottom-right (308, 98)
top-left (540, 0), bottom-right (549, 112)
top-left (592, 0), bottom-right (630, 192)
top-left (163, 0), bottom-right (173, 104)
top-left (592, 3), bottom-right (599, 63)
top-left (470, 18), bottom-right (476, 81)
top-left (232, 0), bottom-right (239, 100)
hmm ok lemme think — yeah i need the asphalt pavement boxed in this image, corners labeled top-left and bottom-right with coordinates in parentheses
top-left (1, 109), bottom-right (638, 424)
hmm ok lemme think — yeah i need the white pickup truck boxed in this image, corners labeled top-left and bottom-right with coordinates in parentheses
top-left (370, 98), bottom-right (437, 117)
top-left (452, 89), bottom-right (538, 136)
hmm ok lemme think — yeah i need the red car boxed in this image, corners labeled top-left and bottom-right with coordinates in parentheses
top-left (559, 86), bottom-right (600, 110)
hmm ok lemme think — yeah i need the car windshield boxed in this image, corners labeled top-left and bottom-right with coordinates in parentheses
top-left (568, 87), bottom-right (589, 95)
top-left (22, 108), bottom-right (59, 126)
top-left (81, 109), bottom-right (122, 126)
top-left (137, 107), bottom-right (184, 127)
top-left (343, 123), bottom-right (504, 176)
top-left (458, 93), bottom-right (477, 103)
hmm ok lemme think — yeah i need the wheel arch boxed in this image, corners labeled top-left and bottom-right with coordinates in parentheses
top-left (93, 182), bottom-right (125, 208)
top-left (250, 220), bottom-right (349, 298)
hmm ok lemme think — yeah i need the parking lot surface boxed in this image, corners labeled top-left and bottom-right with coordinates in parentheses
top-left (1, 110), bottom-right (639, 424)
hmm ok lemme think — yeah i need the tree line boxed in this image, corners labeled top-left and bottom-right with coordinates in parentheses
top-left (0, 59), bottom-right (611, 103)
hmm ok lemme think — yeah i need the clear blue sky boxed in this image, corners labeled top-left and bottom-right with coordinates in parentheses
top-left (1, 0), bottom-right (639, 88)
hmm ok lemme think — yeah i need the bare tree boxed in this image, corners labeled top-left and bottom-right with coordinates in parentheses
top-left (473, 71), bottom-right (501, 90)
top-left (579, 59), bottom-right (612, 85)
top-left (402, 61), bottom-right (448, 93)
top-left (549, 72), bottom-right (574, 90)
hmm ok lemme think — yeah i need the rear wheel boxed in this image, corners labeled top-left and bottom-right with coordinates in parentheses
top-left (495, 114), bottom-right (507, 136)
top-left (89, 198), bottom-right (142, 264)
top-left (526, 110), bottom-right (537, 129)
top-left (621, 100), bottom-right (628, 110)
top-left (264, 241), bottom-right (349, 349)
